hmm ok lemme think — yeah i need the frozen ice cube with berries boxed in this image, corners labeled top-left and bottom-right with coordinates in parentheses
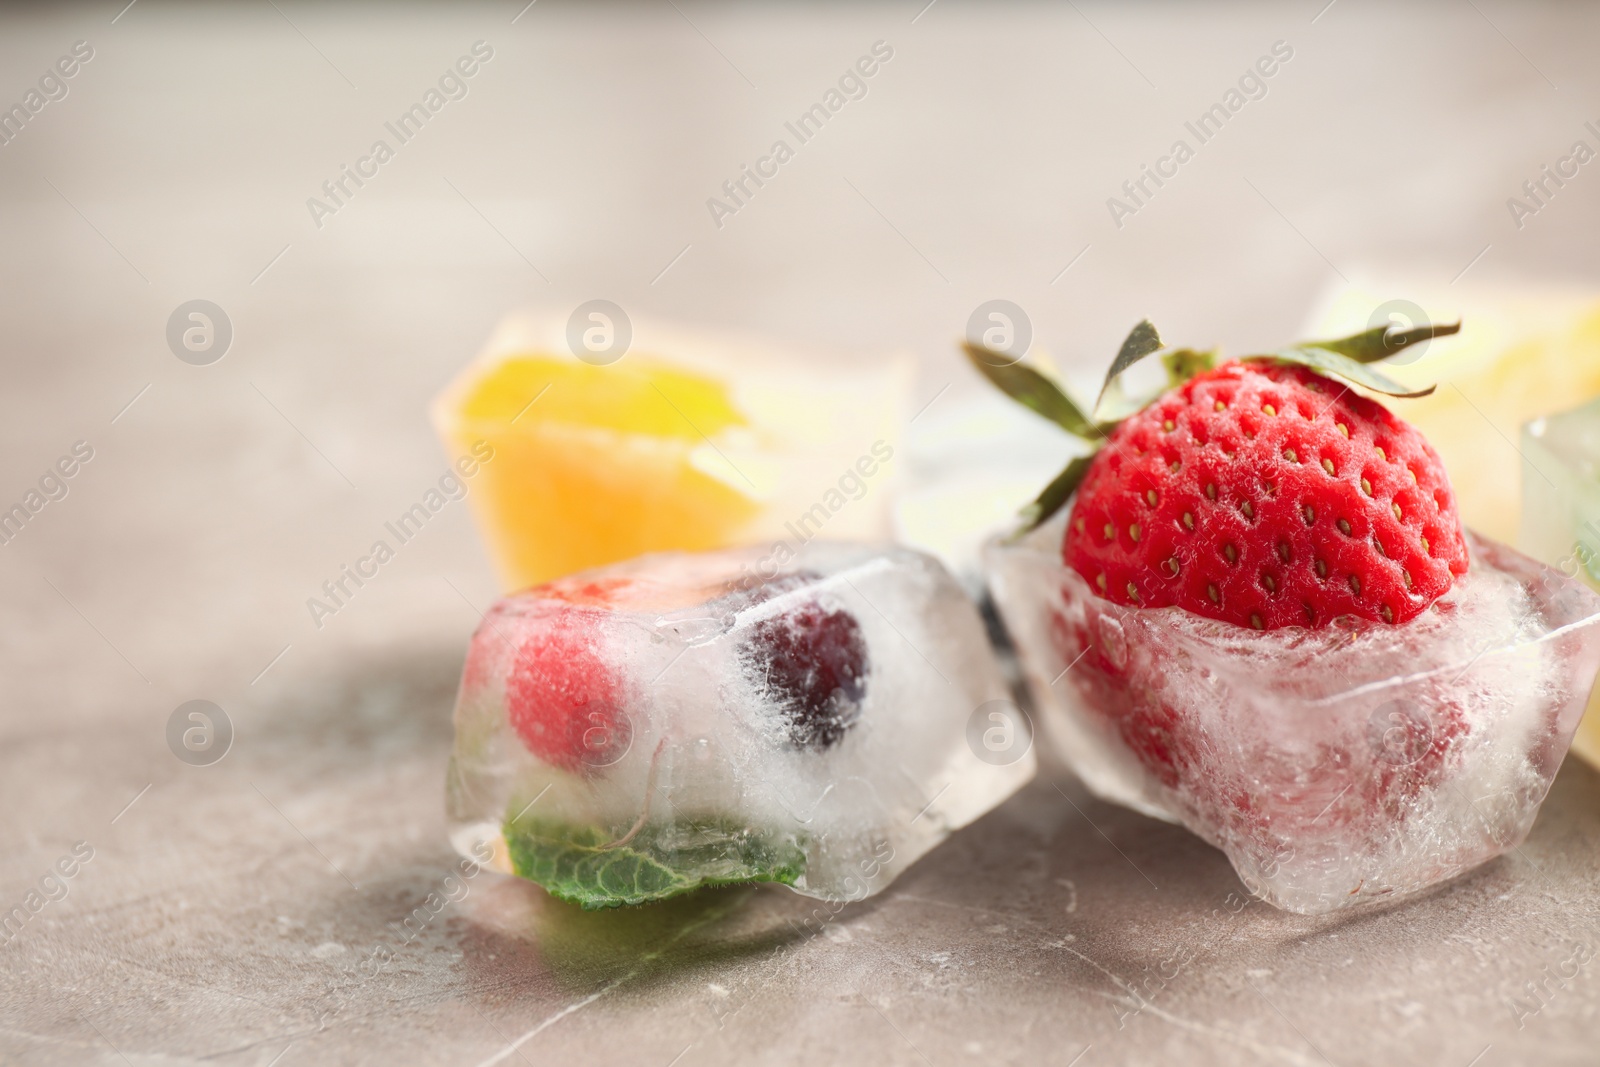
top-left (447, 542), bottom-right (1035, 909)
top-left (972, 320), bottom-right (1600, 913)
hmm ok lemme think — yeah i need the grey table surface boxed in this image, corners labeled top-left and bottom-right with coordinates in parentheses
top-left (3, 2), bottom-right (1600, 1065)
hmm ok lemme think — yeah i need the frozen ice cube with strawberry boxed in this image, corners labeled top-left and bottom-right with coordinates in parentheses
top-left (974, 320), bottom-right (1600, 913)
top-left (448, 543), bottom-right (1034, 909)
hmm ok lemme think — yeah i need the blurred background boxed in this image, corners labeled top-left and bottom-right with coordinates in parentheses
top-left (4, 3), bottom-right (1600, 1065)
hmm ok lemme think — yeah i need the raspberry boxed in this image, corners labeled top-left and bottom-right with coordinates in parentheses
top-left (505, 607), bottom-right (631, 771)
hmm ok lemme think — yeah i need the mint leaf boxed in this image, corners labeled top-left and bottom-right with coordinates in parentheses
top-left (503, 817), bottom-right (807, 910)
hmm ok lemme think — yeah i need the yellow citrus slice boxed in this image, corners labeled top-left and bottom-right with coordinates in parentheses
top-left (434, 353), bottom-right (763, 590)
top-left (1309, 284), bottom-right (1600, 544)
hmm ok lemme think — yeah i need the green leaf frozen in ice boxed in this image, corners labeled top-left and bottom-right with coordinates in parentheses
top-left (503, 816), bottom-right (807, 910)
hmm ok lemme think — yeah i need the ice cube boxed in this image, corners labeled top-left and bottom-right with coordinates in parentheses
top-left (986, 510), bottom-right (1600, 914)
top-left (448, 542), bottom-right (1035, 909)
top-left (1522, 398), bottom-right (1600, 769)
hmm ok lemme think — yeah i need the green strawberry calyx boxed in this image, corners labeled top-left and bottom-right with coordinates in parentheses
top-left (964, 317), bottom-right (1462, 535)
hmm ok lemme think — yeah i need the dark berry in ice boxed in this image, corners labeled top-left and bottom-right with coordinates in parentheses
top-left (738, 575), bottom-right (869, 750)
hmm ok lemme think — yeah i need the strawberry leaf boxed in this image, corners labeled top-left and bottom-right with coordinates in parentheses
top-left (1161, 347), bottom-right (1217, 387)
top-left (1255, 347), bottom-right (1436, 398)
top-left (1014, 452), bottom-right (1099, 536)
top-left (1091, 320), bottom-right (1163, 420)
top-left (1300, 320), bottom-right (1461, 364)
top-left (963, 341), bottom-right (1097, 439)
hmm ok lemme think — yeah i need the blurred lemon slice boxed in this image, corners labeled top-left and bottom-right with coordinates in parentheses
top-left (1309, 277), bottom-right (1600, 770)
top-left (434, 315), bottom-right (911, 593)
top-left (434, 352), bottom-right (765, 590)
top-left (1306, 280), bottom-right (1600, 544)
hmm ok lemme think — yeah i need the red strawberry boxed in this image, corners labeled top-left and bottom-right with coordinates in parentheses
top-left (505, 605), bottom-right (631, 771)
top-left (1049, 592), bottom-right (1471, 845)
top-left (1063, 360), bottom-right (1468, 630)
top-left (970, 320), bottom-right (1476, 854)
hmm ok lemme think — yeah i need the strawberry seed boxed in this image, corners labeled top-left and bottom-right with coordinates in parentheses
top-left (1337, 518), bottom-right (1352, 536)
top-left (1349, 574), bottom-right (1362, 596)
top-left (1322, 458), bottom-right (1336, 476)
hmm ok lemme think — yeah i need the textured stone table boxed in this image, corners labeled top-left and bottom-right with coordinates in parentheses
top-left (2, 2), bottom-right (1599, 1064)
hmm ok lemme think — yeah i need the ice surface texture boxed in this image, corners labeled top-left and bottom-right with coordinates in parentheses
top-left (448, 542), bottom-right (1035, 909)
top-left (986, 511), bottom-right (1600, 914)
